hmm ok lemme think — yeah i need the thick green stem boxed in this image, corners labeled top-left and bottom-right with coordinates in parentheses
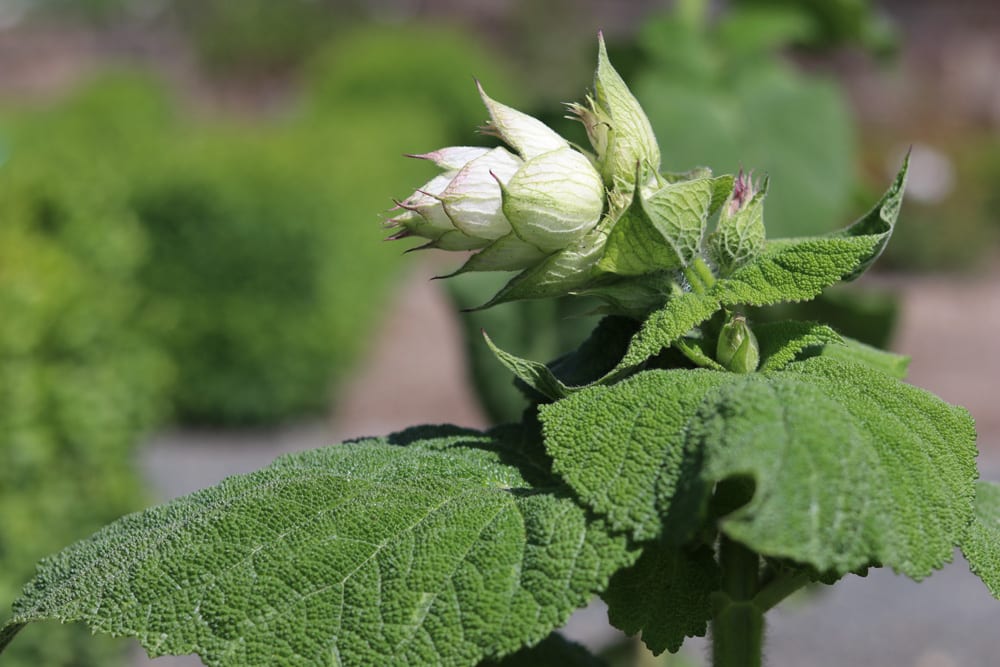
top-left (753, 571), bottom-right (810, 612)
top-left (712, 537), bottom-right (764, 667)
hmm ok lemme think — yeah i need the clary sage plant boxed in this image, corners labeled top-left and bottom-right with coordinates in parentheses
top-left (3, 35), bottom-right (999, 667)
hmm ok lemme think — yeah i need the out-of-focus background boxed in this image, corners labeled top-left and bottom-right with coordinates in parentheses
top-left (0, 0), bottom-right (997, 665)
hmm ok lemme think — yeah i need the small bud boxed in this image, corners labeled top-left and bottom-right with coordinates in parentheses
top-left (726, 169), bottom-right (757, 218)
top-left (707, 171), bottom-right (767, 276)
top-left (716, 315), bottom-right (760, 373)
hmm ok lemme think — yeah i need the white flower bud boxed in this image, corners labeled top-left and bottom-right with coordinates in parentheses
top-left (501, 147), bottom-right (605, 253)
top-left (438, 147), bottom-right (522, 241)
top-left (389, 83), bottom-right (606, 267)
top-left (477, 81), bottom-right (568, 160)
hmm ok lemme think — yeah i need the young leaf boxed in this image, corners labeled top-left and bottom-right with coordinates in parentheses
top-left (609, 156), bottom-right (908, 374)
top-left (831, 149), bottom-right (909, 280)
top-left (754, 321), bottom-right (842, 371)
top-left (0, 426), bottom-right (634, 667)
top-left (960, 481), bottom-right (1000, 599)
top-left (599, 178), bottom-right (715, 276)
top-left (484, 331), bottom-right (568, 401)
top-left (540, 357), bottom-right (977, 579)
top-left (484, 317), bottom-right (639, 402)
top-left (603, 543), bottom-right (720, 655)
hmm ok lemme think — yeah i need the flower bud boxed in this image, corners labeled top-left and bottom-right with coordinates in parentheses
top-left (716, 315), bottom-right (760, 373)
top-left (387, 83), bottom-right (605, 271)
top-left (569, 33), bottom-right (661, 191)
top-left (707, 170), bottom-right (767, 276)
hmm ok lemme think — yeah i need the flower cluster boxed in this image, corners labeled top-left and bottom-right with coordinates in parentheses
top-left (388, 34), bottom-right (767, 313)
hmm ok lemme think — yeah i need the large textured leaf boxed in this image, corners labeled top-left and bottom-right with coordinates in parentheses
top-left (701, 357), bottom-right (976, 577)
top-left (541, 370), bottom-right (731, 541)
top-left (540, 357), bottom-right (977, 578)
top-left (960, 481), bottom-right (1000, 599)
top-left (603, 543), bottom-right (719, 655)
top-left (0, 426), bottom-right (634, 667)
top-left (819, 336), bottom-right (909, 379)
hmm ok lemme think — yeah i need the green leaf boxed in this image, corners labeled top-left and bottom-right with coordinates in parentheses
top-left (960, 481), bottom-right (1000, 599)
top-left (610, 158), bottom-right (908, 374)
top-left (754, 320), bottom-right (842, 371)
top-left (541, 370), bottom-right (731, 542)
top-left (0, 426), bottom-right (634, 667)
top-left (599, 178), bottom-right (715, 276)
top-left (479, 633), bottom-right (608, 667)
top-left (701, 357), bottom-right (976, 577)
top-left (484, 332), bottom-right (568, 401)
top-left (540, 357), bottom-right (978, 579)
top-left (818, 335), bottom-right (910, 379)
top-left (603, 543), bottom-right (720, 655)
top-left (832, 149), bottom-right (909, 280)
top-left (613, 290), bottom-right (723, 372)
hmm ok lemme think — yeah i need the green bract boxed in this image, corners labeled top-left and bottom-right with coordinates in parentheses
top-left (2, 33), bottom-right (995, 667)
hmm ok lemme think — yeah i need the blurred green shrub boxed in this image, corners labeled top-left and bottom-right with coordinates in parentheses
top-left (629, 1), bottom-right (856, 238)
top-left (303, 23), bottom-right (520, 136)
top-left (735, 0), bottom-right (897, 55)
top-left (175, 0), bottom-right (339, 73)
top-left (133, 23), bottom-right (516, 424)
top-left (0, 148), bottom-right (172, 667)
top-left (130, 118), bottom-right (429, 423)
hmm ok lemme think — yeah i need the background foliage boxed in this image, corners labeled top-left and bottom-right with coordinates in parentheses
top-left (0, 141), bottom-right (172, 666)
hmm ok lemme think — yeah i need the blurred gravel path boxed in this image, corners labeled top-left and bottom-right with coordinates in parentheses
top-left (135, 262), bottom-right (1000, 666)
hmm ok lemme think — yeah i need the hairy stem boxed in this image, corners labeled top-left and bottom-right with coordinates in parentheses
top-left (684, 257), bottom-right (716, 295)
top-left (754, 570), bottom-right (811, 612)
top-left (712, 537), bottom-right (763, 667)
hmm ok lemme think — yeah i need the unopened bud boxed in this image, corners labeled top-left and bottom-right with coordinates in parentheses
top-left (716, 315), bottom-right (760, 373)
